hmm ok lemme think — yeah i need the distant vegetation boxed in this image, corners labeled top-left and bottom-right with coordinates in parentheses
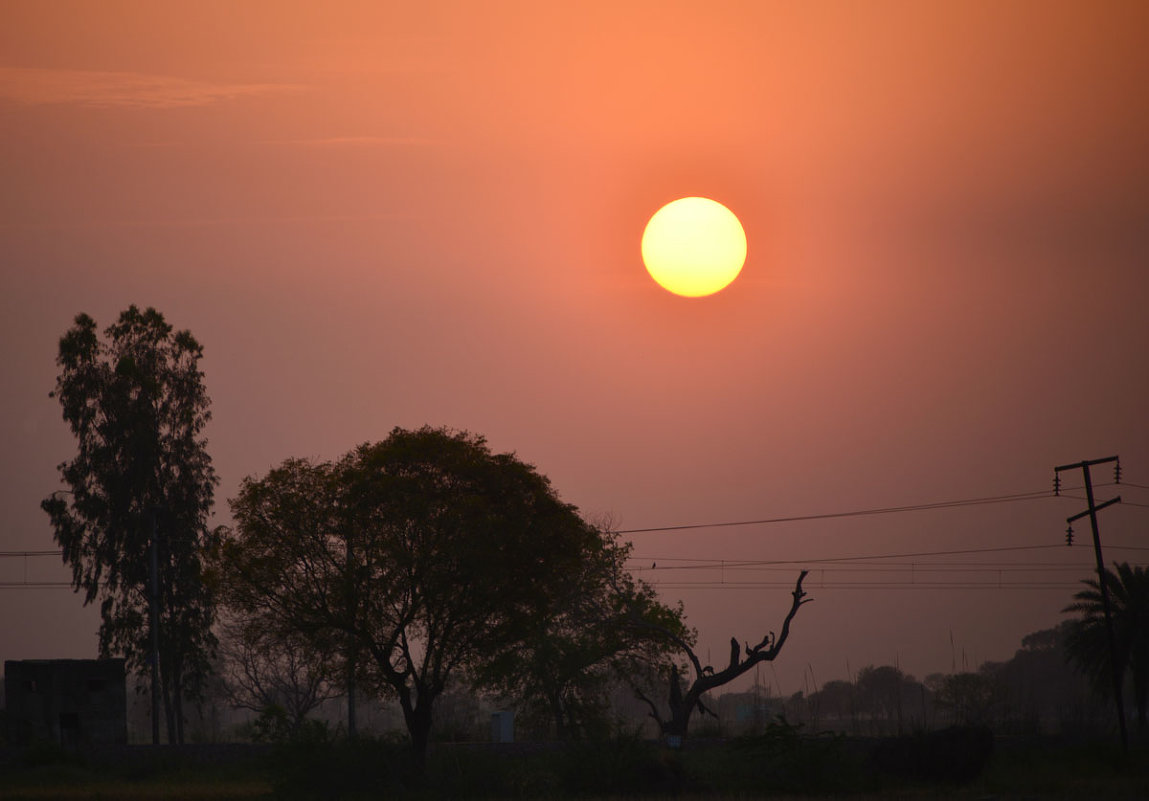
top-left (744, 621), bottom-right (1108, 738)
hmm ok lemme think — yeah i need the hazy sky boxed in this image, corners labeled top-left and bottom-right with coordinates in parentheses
top-left (3, 1), bottom-right (1148, 697)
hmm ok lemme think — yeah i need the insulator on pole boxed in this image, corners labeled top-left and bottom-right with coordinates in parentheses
top-left (1114, 460), bottom-right (1122, 484)
top-left (1065, 524), bottom-right (1074, 546)
top-left (1053, 474), bottom-right (1061, 496)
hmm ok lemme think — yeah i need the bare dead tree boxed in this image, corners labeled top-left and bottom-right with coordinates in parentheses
top-left (633, 570), bottom-right (811, 741)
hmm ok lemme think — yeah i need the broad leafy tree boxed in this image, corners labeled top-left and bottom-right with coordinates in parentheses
top-left (473, 525), bottom-right (689, 740)
top-left (42, 306), bottom-right (218, 743)
top-left (209, 457), bottom-right (358, 733)
top-left (217, 426), bottom-right (622, 768)
top-left (1064, 562), bottom-right (1149, 730)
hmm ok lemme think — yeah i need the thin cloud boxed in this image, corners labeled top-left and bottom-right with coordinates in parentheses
top-left (266, 136), bottom-right (432, 147)
top-left (0, 67), bottom-right (300, 109)
top-left (0, 212), bottom-right (420, 230)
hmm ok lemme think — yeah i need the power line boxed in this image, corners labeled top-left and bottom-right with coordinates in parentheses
top-left (615, 490), bottom-right (1057, 534)
top-left (12, 478), bottom-right (1142, 594)
top-left (613, 477), bottom-right (1149, 536)
top-left (629, 544), bottom-right (1149, 571)
top-left (1060, 492), bottom-right (1149, 509)
top-left (633, 543), bottom-right (1067, 568)
top-left (20, 482), bottom-right (1142, 551)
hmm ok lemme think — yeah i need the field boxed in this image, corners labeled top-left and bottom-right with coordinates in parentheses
top-left (1, 733), bottom-right (1147, 800)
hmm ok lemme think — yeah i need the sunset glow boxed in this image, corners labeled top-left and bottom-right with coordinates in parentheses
top-left (2, 1), bottom-right (1147, 712)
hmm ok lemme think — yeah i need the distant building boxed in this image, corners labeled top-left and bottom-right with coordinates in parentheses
top-left (4, 659), bottom-right (127, 746)
top-left (490, 710), bottom-right (514, 743)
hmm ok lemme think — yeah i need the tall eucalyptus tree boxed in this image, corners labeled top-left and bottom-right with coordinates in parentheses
top-left (43, 306), bottom-right (217, 743)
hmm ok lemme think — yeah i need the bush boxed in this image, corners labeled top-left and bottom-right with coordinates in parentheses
top-left (271, 723), bottom-right (415, 800)
top-left (560, 732), bottom-right (684, 796)
top-left (871, 725), bottom-right (994, 783)
top-left (250, 704), bottom-right (293, 744)
top-left (698, 717), bottom-right (869, 795)
top-left (424, 746), bottom-right (529, 799)
top-left (19, 740), bottom-right (87, 769)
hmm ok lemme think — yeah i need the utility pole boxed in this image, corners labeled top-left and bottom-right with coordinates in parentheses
top-left (1055, 456), bottom-right (1124, 752)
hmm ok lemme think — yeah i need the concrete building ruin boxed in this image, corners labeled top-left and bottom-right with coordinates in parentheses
top-left (4, 659), bottom-right (127, 746)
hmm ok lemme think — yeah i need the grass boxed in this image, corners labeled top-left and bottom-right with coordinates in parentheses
top-left (972, 738), bottom-right (1149, 800)
top-left (0, 742), bottom-right (272, 801)
top-left (1, 733), bottom-right (1148, 800)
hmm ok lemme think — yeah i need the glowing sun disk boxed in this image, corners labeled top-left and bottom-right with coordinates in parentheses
top-left (641, 197), bottom-right (747, 297)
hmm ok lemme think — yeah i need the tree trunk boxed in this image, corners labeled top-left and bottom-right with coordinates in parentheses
top-left (398, 691), bottom-right (434, 778)
top-left (1134, 669), bottom-right (1147, 732)
top-left (347, 655), bottom-right (357, 739)
top-left (547, 690), bottom-right (567, 741)
top-left (564, 698), bottom-right (582, 741)
top-left (174, 667), bottom-right (185, 745)
top-left (662, 707), bottom-right (692, 741)
top-left (162, 670), bottom-right (176, 744)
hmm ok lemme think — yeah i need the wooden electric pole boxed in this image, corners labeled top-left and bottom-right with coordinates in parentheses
top-left (1055, 456), bottom-right (1124, 752)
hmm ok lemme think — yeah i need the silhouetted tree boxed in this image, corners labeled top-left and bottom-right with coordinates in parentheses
top-left (208, 457), bottom-right (356, 732)
top-left (42, 306), bottom-right (218, 744)
top-left (982, 622), bottom-right (1094, 733)
top-left (934, 672), bottom-right (998, 727)
top-left (1064, 563), bottom-right (1149, 730)
top-left (633, 571), bottom-right (810, 742)
top-left (473, 523), bottom-right (688, 740)
top-left (218, 427), bottom-right (619, 770)
top-left (853, 665), bottom-right (928, 733)
top-left (808, 679), bottom-right (858, 729)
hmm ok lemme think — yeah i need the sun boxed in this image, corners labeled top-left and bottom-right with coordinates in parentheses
top-left (641, 197), bottom-right (747, 297)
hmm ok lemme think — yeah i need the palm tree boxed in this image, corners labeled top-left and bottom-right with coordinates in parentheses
top-left (1063, 563), bottom-right (1149, 731)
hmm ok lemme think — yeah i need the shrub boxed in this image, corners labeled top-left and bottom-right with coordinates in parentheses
top-left (871, 725), bottom-right (994, 783)
top-left (251, 704), bottom-right (293, 744)
top-left (271, 723), bottom-right (414, 800)
top-left (561, 732), bottom-right (683, 796)
top-left (19, 740), bottom-right (87, 769)
top-left (702, 717), bottom-right (869, 795)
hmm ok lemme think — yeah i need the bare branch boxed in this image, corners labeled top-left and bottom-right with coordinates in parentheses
top-left (633, 685), bottom-right (665, 729)
top-left (636, 570), bottom-right (811, 741)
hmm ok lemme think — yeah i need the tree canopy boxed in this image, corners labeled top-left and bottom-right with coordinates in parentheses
top-left (42, 306), bottom-right (218, 744)
top-left (473, 519), bottom-right (689, 740)
top-left (216, 426), bottom-right (673, 764)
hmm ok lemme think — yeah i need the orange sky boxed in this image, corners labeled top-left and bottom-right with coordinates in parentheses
top-left (3, 1), bottom-right (1148, 696)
